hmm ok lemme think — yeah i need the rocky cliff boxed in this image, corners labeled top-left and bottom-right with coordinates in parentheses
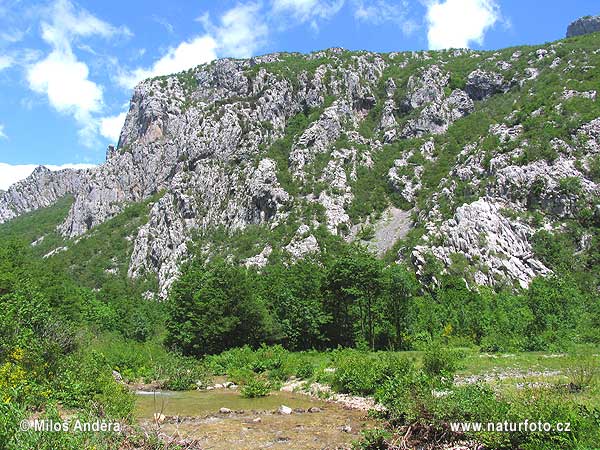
top-left (2, 31), bottom-right (599, 297)
top-left (567, 15), bottom-right (600, 38)
top-left (0, 166), bottom-right (87, 223)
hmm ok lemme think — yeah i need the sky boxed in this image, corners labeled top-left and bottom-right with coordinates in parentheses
top-left (0, 0), bottom-right (596, 189)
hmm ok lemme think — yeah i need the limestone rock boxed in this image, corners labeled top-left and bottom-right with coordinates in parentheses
top-left (567, 16), bottom-right (600, 38)
top-left (413, 198), bottom-right (550, 289)
top-left (0, 166), bottom-right (87, 224)
top-left (244, 245), bottom-right (273, 268)
top-left (465, 69), bottom-right (507, 101)
top-left (285, 226), bottom-right (319, 260)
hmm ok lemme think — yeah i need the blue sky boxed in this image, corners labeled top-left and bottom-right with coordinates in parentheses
top-left (0, 0), bottom-right (596, 189)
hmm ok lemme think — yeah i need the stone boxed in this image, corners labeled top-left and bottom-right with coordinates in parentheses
top-left (219, 407), bottom-right (232, 414)
top-left (0, 166), bottom-right (88, 224)
top-left (277, 405), bottom-right (293, 415)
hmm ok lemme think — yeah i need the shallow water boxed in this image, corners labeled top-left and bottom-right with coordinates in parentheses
top-left (135, 389), bottom-right (319, 418)
top-left (135, 389), bottom-right (375, 449)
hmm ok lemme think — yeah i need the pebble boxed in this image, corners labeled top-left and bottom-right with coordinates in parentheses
top-left (219, 407), bottom-right (232, 414)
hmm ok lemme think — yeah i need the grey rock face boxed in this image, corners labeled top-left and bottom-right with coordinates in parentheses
top-left (567, 16), bottom-right (600, 38)
top-left (410, 117), bottom-right (600, 289)
top-left (0, 166), bottom-right (87, 223)
top-left (3, 43), bottom-right (596, 297)
top-left (289, 100), bottom-right (353, 179)
top-left (465, 69), bottom-right (507, 101)
top-left (285, 225), bottom-right (320, 260)
top-left (244, 245), bottom-right (273, 268)
top-left (413, 198), bottom-right (550, 289)
top-left (400, 66), bottom-right (474, 138)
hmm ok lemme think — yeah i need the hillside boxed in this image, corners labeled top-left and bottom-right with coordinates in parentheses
top-left (1, 32), bottom-right (599, 299)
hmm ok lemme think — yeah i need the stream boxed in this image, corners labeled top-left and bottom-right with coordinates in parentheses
top-left (134, 389), bottom-right (375, 449)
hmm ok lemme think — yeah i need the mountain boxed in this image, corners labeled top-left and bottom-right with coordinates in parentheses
top-left (2, 30), bottom-right (599, 298)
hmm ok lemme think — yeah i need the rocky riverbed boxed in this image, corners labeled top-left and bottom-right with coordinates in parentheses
top-left (134, 389), bottom-right (375, 449)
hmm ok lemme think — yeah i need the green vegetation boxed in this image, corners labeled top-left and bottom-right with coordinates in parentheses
top-left (166, 247), bottom-right (599, 356)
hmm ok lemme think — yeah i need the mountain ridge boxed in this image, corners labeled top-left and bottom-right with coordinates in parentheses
top-left (2, 32), bottom-right (599, 297)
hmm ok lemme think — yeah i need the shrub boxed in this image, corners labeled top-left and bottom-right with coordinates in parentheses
top-left (156, 357), bottom-right (210, 391)
top-left (354, 428), bottom-right (393, 450)
top-left (240, 376), bottom-right (271, 398)
top-left (331, 350), bottom-right (413, 396)
top-left (422, 343), bottom-right (465, 378)
top-left (566, 354), bottom-right (598, 392)
top-left (295, 361), bottom-right (315, 379)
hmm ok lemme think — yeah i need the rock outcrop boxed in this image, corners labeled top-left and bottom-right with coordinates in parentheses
top-left (567, 15), bottom-right (600, 38)
top-left (413, 199), bottom-right (550, 289)
top-left (0, 166), bottom-right (87, 223)
top-left (400, 65), bottom-right (474, 138)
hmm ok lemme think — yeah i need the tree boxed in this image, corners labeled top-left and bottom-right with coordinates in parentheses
top-left (257, 258), bottom-right (328, 350)
top-left (379, 264), bottom-right (418, 350)
top-left (323, 247), bottom-right (383, 349)
top-left (165, 260), bottom-right (275, 355)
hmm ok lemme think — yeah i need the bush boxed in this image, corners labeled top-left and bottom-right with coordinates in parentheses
top-left (155, 356), bottom-right (210, 391)
top-left (295, 361), bottom-right (315, 379)
top-left (240, 376), bottom-right (271, 398)
top-left (228, 367), bottom-right (256, 386)
top-left (331, 350), bottom-right (413, 396)
top-left (54, 351), bottom-right (134, 420)
top-left (566, 354), bottom-right (598, 392)
top-left (354, 428), bottom-right (393, 450)
top-left (422, 343), bottom-right (465, 378)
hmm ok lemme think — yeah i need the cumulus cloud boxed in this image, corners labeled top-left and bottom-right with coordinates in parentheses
top-left (426, 0), bottom-right (500, 50)
top-left (0, 124), bottom-right (6, 139)
top-left (26, 0), bottom-right (130, 147)
top-left (118, 3), bottom-right (267, 90)
top-left (0, 162), bottom-right (96, 191)
top-left (117, 35), bottom-right (218, 89)
top-left (203, 2), bottom-right (268, 58)
top-left (99, 112), bottom-right (127, 143)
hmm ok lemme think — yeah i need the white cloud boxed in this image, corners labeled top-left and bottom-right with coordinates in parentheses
top-left (99, 112), bottom-right (127, 143)
top-left (28, 49), bottom-right (103, 118)
top-left (0, 124), bottom-right (6, 139)
top-left (272, 0), bottom-right (345, 24)
top-left (353, 0), bottom-right (417, 34)
top-left (118, 3), bottom-right (267, 90)
top-left (152, 15), bottom-right (175, 35)
top-left (0, 55), bottom-right (13, 71)
top-left (206, 2), bottom-right (268, 58)
top-left (0, 162), bottom-right (96, 191)
top-left (0, 29), bottom-right (27, 44)
top-left (117, 35), bottom-right (218, 89)
top-left (426, 0), bottom-right (500, 50)
top-left (26, 0), bottom-right (130, 147)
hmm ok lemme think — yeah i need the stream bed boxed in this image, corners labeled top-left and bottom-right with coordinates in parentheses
top-left (135, 389), bottom-right (375, 449)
